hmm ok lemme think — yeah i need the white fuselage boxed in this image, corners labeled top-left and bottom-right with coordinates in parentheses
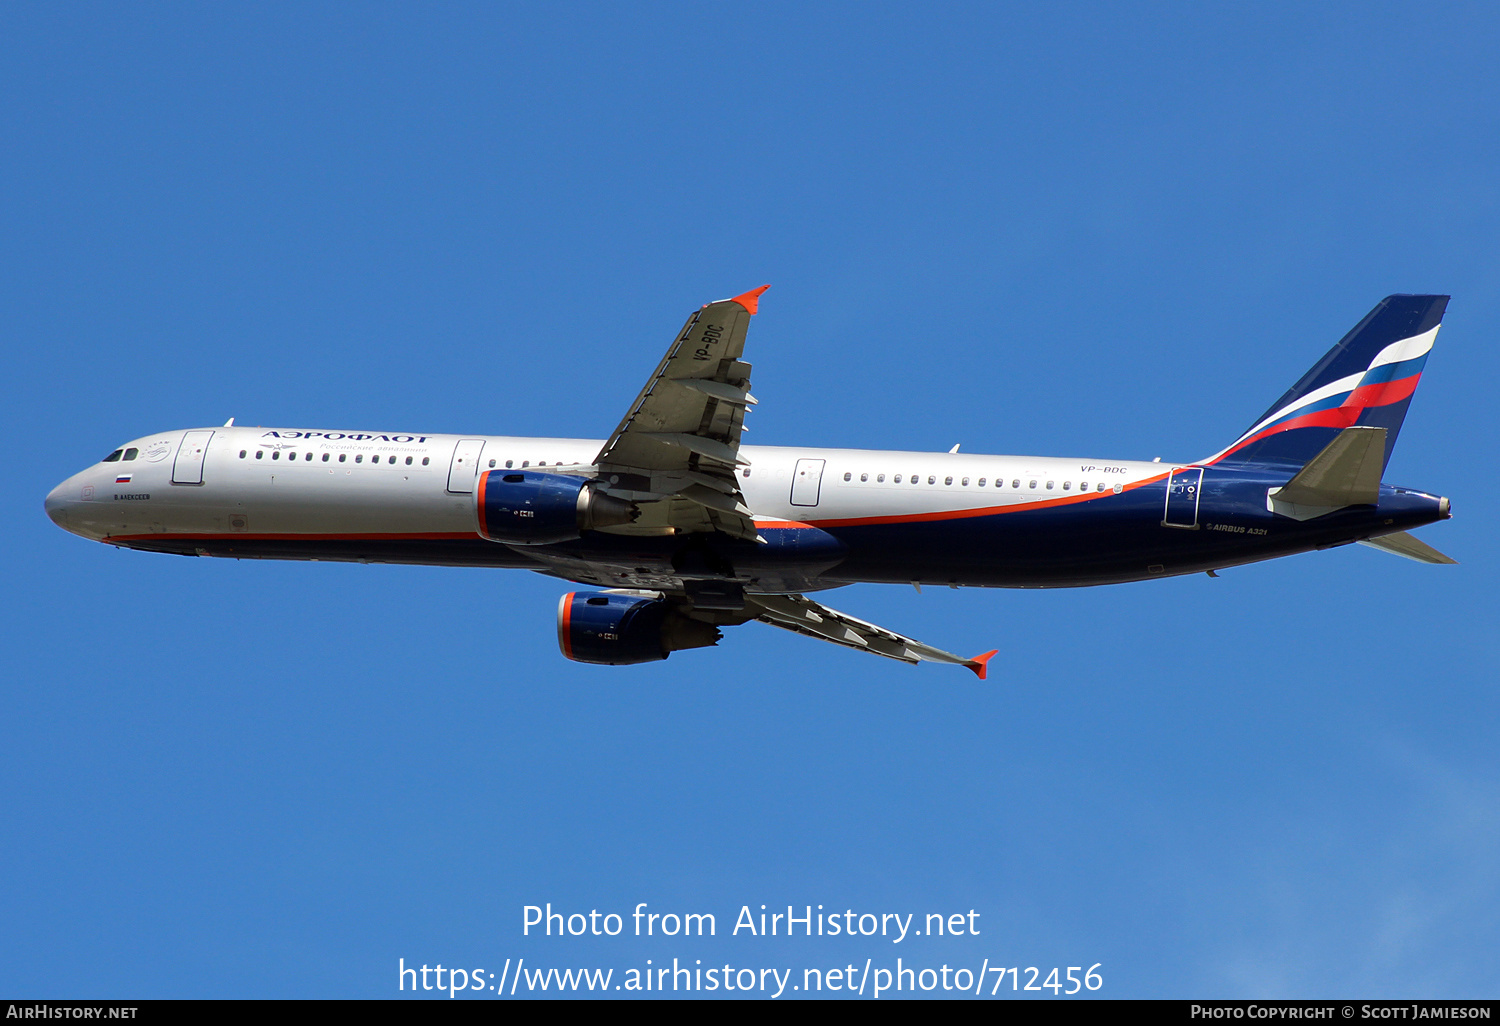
top-left (48, 426), bottom-right (1173, 545)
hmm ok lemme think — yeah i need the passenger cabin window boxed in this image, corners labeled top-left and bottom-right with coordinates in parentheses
top-left (1012, 479), bottom-right (1020, 488)
top-left (1046, 480), bottom-right (1054, 490)
top-left (355, 455), bottom-right (362, 463)
top-left (927, 475), bottom-right (936, 485)
top-left (894, 475), bottom-right (902, 483)
top-left (272, 451), bottom-right (281, 460)
top-left (339, 454), bottom-right (347, 463)
top-left (860, 473), bottom-right (868, 482)
top-left (255, 451), bottom-right (264, 460)
top-left (422, 457), bottom-right (430, 466)
top-left (877, 474), bottom-right (885, 483)
top-left (944, 476), bottom-right (953, 485)
top-left (488, 459), bottom-right (496, 468)
top-left (977, 478), bottom-right (985, 486)
top-left (962, 477), bottom-right (970, 486)
top-left (1029, 480), bottom-right (1037, 489)
top-left (239, 450), bottom-right (246, 459)
top-left (843, 472), bottom-right (851, 482)
top-left (305, 452), bottom-right (313, 461)
top-left (102, 449), bottom-right (123, 463)
top-left (322, 453), bottom-right (330, 462)
top-left (406, 456), bottom-right (413, 465)
top-left (1063, 481), bottom-right (1071, 491)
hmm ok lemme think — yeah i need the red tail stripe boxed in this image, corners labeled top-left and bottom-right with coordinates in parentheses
top-left (1343, 373), bottom-right (1421, 410)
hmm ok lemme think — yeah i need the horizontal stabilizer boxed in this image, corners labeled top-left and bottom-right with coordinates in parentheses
top-left (1267, 426), bottom-right (1385, 519)
top-left (1358, 531), bottom-right (1457, 564)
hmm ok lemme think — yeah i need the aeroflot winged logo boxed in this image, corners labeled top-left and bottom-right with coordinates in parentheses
top-left (262, 431), bottom-right (432, 443)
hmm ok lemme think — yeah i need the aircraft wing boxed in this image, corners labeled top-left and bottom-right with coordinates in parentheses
top-left (747, 593), bottom-right (998, 679)
top-left (591, 286), bottom-right (769, 542)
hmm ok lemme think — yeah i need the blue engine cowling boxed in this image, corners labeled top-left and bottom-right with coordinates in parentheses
top-left (557, 591), bottom-right (721, 665)
top-left (477, 471), bottom-right (636, 545)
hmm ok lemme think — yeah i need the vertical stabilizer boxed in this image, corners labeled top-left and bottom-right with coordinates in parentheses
top-left (1206, 295), bottom-right (1446, 470)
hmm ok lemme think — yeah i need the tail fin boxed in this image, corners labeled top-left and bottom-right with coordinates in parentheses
top-left (1206, 295), bottom-right (1447, 471)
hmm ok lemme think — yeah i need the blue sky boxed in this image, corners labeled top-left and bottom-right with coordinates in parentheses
top-left (4, 2), bottom-right (1497, 999)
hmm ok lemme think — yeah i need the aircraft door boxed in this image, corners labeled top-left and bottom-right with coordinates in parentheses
top-left (447, 439), bottom-right (487, 494)
top-left (171, 430), bottom-right (214, 485)
top-left (790, 458), bottom-right (825, 507)
top-left (1163, 467), bottom-right (1203, 529)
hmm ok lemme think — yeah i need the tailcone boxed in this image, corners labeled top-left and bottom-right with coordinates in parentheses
top-left (1377, 485), bottom-right (1450, 531)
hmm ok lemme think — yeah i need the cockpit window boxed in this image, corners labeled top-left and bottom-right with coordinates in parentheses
top-left (123, 448), bottom-right (139, 461)
top-left (102, 449), bottom-right (124, 463)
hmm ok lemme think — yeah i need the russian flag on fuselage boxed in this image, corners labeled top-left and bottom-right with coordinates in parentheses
top-left (1207, 294), bottom-right (1447, 471)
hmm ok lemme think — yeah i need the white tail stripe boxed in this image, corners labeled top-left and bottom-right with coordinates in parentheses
top-left (1369, 325), bottom-right (1439, 370)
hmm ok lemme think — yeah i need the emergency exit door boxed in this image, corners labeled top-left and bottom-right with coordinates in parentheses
top-left (790, 458), bottom-right (825, 507)
top-left (447, 439), bottom-right (486, 493)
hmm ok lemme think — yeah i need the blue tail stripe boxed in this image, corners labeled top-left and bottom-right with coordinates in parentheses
top-left (1358, 353), bottom-right (1428, 387)
top-left (1259, 392), bottom-right (1350, 430)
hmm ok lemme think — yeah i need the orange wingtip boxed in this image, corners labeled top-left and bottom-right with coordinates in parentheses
top-left (965, 649), bottom-right (999, 680)
top-left (729, 284), bottom-right (771, 314)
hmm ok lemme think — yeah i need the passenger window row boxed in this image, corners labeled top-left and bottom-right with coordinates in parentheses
top-left (840, 470), bottom-right (1110, 493)
top-left (233, 451), bottom-right (596, 470)
top-left (238, 450), bottom-right (432, 466)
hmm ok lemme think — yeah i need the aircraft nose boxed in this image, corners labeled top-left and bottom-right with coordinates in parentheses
top-left (45, 476), bottom-right (88, 531)
top-left (45, 480), bottom-right (71, 527)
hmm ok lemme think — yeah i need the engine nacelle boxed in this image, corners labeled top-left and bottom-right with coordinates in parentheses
top-left (557, 592), bottom-right (721, 665)
top-left (477, 471), bottom-right (636, 545)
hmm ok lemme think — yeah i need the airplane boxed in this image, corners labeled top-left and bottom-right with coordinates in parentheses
top-left (44, 287), bottom-right (1455, 678)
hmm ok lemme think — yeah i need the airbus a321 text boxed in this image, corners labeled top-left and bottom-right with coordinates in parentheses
top-left (46, 287), bottom-right (1455, 677)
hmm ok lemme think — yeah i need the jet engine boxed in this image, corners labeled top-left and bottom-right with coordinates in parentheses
top-left (477, 471), bottom-right (637, 545)
top-left (557, 592), bottom-right (721, 665)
